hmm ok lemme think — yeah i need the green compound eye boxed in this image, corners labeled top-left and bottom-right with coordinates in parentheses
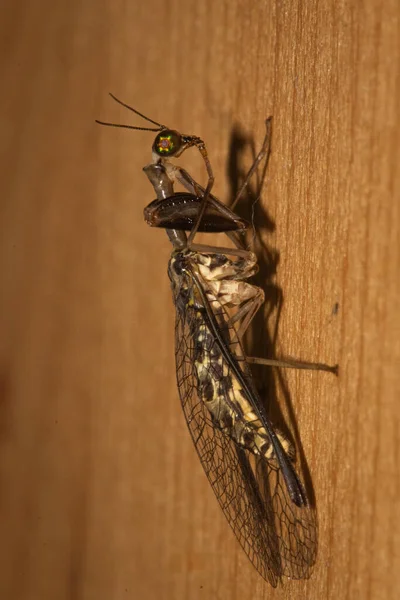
top-left (153, 130), bottom-right (182, 156)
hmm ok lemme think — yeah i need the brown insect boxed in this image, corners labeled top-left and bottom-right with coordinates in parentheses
top-left (96, 96), bottom-right (338, 585)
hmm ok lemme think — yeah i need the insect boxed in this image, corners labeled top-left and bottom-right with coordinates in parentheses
top-left (96, 96), bottom-right (338, 586)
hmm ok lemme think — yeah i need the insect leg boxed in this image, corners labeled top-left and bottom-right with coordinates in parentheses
top-left (209, 276), bottom-right (338, 375)
top-left (187, 179), bottom-right (214, 245)
top-left (168, 140), bottom-right (215, 247)
top-left (230, 117), bottom-right (272, 211)
top-left (229, 289), bottom-right (265, 339)
top-left (189, 243), bottom-right (251, 258)
top-left (163, 162), bottom-right (202, 196)
top-left (246, 356), bottom-right (339, 374)
top-left (163, 162), bottom-right (248, 237)
top-left (168, 116), bottom-right (272, 216)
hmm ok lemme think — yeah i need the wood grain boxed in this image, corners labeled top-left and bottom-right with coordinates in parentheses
top-left (0, 1), bottom-right (399, 599)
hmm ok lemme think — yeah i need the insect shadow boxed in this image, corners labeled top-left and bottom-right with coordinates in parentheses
top-left (225, 123), bottom-right (316, 507)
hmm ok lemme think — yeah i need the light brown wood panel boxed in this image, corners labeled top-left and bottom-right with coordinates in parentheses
top-left (0, 1), bottom-right (399, 599)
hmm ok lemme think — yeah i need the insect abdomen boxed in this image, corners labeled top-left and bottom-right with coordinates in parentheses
top-left (193, 324), bottom-right (295, 464)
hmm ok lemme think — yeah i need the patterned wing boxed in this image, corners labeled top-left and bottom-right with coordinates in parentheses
top-left (173, 274), bottom-right (317, 586)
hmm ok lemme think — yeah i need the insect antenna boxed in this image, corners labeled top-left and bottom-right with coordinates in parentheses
top-left (95, 92), bottom-right (167, 132)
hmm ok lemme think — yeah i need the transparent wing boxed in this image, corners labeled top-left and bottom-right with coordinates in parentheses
top-left (173, 280), bottom-right (317, 586)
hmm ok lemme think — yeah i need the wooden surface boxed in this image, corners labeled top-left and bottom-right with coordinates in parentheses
top-left (0, 1), bottom-right (399, 599)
